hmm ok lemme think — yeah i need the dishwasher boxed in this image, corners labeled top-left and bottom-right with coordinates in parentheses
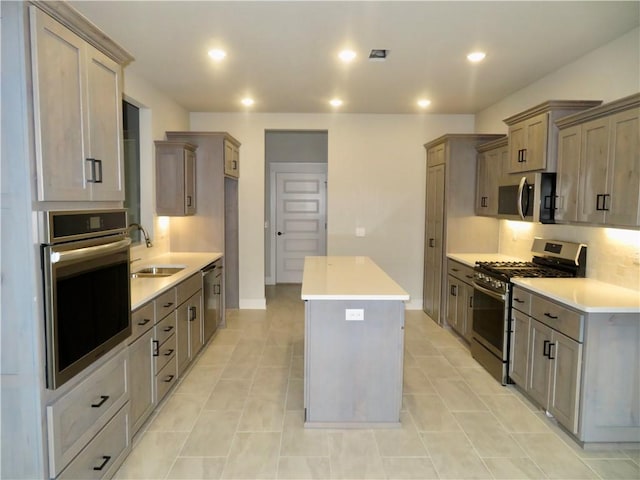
top-left (202, 260), bottom-right (223, 343)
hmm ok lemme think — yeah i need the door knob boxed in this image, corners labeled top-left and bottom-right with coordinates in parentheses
top-left (277, 231), bottom-right (284, 236)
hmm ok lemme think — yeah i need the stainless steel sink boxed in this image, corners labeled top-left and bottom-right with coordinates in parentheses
top-left (131, 266), bottom-right (185, 278)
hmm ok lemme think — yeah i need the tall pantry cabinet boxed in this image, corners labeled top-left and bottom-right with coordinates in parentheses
top-left (422, 135), bottom-right (503, 324)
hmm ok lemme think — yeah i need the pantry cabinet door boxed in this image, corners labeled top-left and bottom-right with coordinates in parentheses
top-left (30, 7), bottom-right (89, 201)
top-left (86, 46), bottom-right (124, 201)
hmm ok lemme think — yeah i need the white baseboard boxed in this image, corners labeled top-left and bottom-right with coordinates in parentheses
top-left (239, 298), bottom-right (267, 309)
top-left (404, 299), bottom-right (423, 310)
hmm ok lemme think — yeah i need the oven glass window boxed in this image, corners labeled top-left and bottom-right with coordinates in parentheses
top-left (472, 289), bottom-right (505, 352)
top-left (55, 255), bottom-right (129, 373)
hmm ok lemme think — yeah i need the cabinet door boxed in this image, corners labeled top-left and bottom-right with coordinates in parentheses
top-left (606, 108), bottom-right (640, 226)
top-left (523, 113), bottom-right (549, 171)
top-left (224, 140), bottom-right (239, 177)
top-left (129, 329), bottom-right (154, 436)
top-left (184, 148), bottom-right (197, 215)
top-left (176, 302), bottom-right (190, 377)
top-left (427, 143), bottom-right (445, 167)
top-left (475, 153), bottom-right (489, 215)
top-left (86, 46), bottom-right (124, 201)
top-left (555, 125), bottom-right (582, 222)
top-left (578, 117), bottom-right (610, 224)
top-left (446, 276), bottom-right (460, 332)
top-left (509, 310), bottom-right (530, 386)
top-left (548, 331), bottom-right (582, 434)
top-left (508, 122), bottom-right (527, 173)
top-left (30, 7), bottom-right (89, 201)
top-left (527, 319), bottom-right (552, 408)
top-left (423, 164), bottom-right (445, 323)
top-left (188, 291), bottom-right (203, 357)
top-left (462, 283), bottom-right (474, 342)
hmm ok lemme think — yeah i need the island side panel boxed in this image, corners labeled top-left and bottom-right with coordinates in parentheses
top-left (304, 299), bottom-right (404, 426)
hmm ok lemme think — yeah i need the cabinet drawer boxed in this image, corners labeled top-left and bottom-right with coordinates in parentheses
top-left (154, 333), bottom-right (176, 373)
top-left (511, 288), bottom-right (532, 315)
top-left (155, 288), bottom-right (177, 321)
top-left (130, 302), bottom-right (154, 343)
top-left (532, 295), bottom-right (583, 341)
top-left (47, 350), bottom-right (128, 477)
top-left (447, 260), bottom-right (475, 284)
top-left (155, 312), bottom-right (176, 345)
top-left (58, 405), bottom-right (129, 480)
top-left (155, 357), bottom-right (178, 404)
top-left (177, 273), bottom-right (201, 306)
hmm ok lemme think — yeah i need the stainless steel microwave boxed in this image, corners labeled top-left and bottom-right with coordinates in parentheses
top-left (497, 172), bottom-right (556, 223)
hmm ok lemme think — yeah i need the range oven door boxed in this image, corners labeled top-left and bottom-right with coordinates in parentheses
top-left (471, 282), bottom-right (510, 384)
top-left (43, 235), bottom-right (131, 389)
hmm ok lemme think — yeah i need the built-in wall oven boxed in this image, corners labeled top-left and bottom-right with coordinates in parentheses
top-left (41, 210), bottom-right (131, 389)
top-left (470, 238), bottom-right (586, 385)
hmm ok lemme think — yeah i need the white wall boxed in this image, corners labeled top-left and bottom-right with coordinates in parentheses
top-left (123, 70), bottom-right (190, 263)
top-left (475, 27), bottom-right (640, 291)
top-left (190, 112), bottom-right (475, 309)
top-left (475, 27), bottom-right (640, 134)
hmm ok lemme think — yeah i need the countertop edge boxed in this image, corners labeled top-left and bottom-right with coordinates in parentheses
top-left (130, 252), bottom-right (223, 310)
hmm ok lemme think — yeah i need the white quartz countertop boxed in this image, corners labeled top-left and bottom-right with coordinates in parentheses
top-left (447, 252), bottom-right (525, 268)
top-left (130, 252), bottom-right (222, 310)
top-left (512, 278), bottom-right (640, 313)
top-left (301, 256), bottom-right (410, 301)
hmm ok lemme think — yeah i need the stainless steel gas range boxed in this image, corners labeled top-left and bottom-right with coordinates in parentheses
top-left (470, 238), bottom-right (587, 384)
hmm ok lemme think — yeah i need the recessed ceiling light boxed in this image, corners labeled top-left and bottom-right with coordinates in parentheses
top-left (208, 49), bottom-right (227, 61)
top-left (467, 51), bottom-right (486, 63)
top-left (338, 50), bottom-right (356, 63)
top-left (329, 98), bottom-right (343, 107)
top-left (241, 97), bottom-right (254, 106)
top-left (417, 99), bottom-right (431, 108)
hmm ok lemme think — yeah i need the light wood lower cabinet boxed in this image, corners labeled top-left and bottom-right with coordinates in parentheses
top-left (46, 349), bottom-right (128, 478)
top-left (510, 286), bottom-right (639, 443)
top-left (128, 328), bottom-right (154, 437)
top-left (446, 260), bottom-right (474, 342)
top-left (57, 406), bottom-right (129, 480)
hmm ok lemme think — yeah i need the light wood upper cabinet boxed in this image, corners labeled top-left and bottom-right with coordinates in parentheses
top-left (155, 141), bottom-right (197, 216)
top-left (30, 7), bottom-right (129, 202)
top-left (475, 136), bottom-right (508, 216)
top-left (224, 138), bottom-right (240, 177)
top-left (556, 93), bottom-right (640, 227)
top-left (503, 100), bottom-right (601, 174)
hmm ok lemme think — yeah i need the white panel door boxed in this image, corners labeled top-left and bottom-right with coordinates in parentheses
top-left (276, 172), bottom-right (327, 283)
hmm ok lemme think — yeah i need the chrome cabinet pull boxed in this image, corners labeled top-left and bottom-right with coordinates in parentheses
top-left (153, 340), bottom-right (159, 357)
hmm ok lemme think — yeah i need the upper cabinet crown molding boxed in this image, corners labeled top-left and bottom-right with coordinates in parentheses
top-left (503, 100), bottom-right (603, 126)
top-left (165, 131), bottom-right (242, 147)
top-left (30, 1), bottom-right (134, 65)
top-left (555, 93), bottom-right (640, 129)
top-left (475, 135), bottom-right (508, 153)
top-left (423, 134), bottom-right (504, 151)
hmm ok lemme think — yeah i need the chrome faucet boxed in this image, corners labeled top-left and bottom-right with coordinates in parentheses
top-left (128, 223), bottom-right (153, 248)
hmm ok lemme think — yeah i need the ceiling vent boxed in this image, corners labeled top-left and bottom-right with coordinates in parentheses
top-left (368, 49), bottom-right (389, 61)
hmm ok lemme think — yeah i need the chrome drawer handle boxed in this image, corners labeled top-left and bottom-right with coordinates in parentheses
top-left (91, 395), bottom-right (109, 408)
top-left (93, 455), bottom-right (111, 471)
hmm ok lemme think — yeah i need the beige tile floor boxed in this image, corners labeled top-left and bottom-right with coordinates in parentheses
top-left (114, 284), bottom-right (640, 480)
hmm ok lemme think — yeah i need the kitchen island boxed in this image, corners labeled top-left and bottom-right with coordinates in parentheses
top-left (301, 256), bottom-right (410, 428)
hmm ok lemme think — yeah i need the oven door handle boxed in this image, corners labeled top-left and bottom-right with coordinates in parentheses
top-left (50, 238), bottom-right (132, 264)
top-left (473, 282), bottom-right (507, 302)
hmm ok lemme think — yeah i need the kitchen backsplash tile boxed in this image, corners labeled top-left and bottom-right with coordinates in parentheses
top-left (499, 221), bottom-right (640, 291)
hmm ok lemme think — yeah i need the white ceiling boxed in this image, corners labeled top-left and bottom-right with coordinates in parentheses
top-left (70, 1), bottom-right (639, 114)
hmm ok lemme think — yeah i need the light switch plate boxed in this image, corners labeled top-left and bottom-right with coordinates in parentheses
top-left (345, 308), bottom-right (364, 321)
top-left (356, 227), bottom-right (365, 237)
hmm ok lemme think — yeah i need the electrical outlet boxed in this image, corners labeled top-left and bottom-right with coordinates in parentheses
top-left (345, 308), bottom-right (364, 321)
top-left (356, 227), bottom-right (366, 237)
